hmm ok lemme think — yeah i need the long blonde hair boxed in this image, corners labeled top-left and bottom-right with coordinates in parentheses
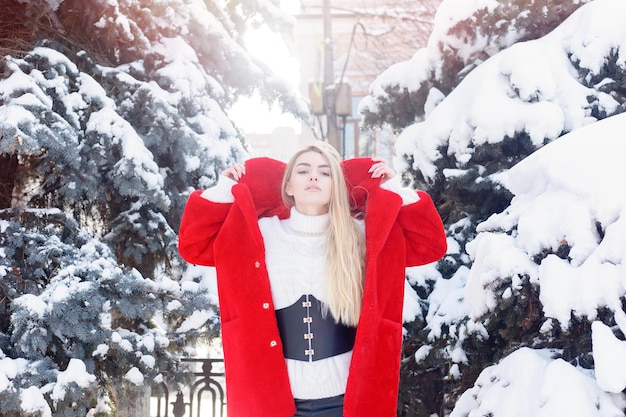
top-left (281, 142), bottom-right (365, 326)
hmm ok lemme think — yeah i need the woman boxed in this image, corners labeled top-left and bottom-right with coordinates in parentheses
top-left (178, 142), bottom-right (447, 417)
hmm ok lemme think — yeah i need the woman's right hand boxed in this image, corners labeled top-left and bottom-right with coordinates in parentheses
top-left (222, 162), bottom-right (246, 181)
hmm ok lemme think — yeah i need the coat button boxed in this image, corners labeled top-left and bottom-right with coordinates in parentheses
top-left (262, 302), bottom-right (270, 309)
top-left (254, 261), bottom-right (260, 268)
top-left (270, 340), bottom-right (277, 347)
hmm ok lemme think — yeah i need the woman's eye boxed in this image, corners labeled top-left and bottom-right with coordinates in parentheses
top-left (321, 171), bottom-right (331, 177)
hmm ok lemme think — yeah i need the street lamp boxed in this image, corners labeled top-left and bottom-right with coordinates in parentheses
top-left (308, 0), bottom-right (352, 158)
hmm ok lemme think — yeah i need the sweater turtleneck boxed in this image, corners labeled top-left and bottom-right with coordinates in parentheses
top-left (286, 207), bottom-right (330, 236)
top-left (259, 207), bottom-right (329, 311)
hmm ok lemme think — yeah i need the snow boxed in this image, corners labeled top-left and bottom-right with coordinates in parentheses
top-left (450, 348), bottom-right (625, 417)
top-left (13, 294), bottom-right (48, 319)
top-left (124, 367), bottom-right (145, 386)
top-left (139, 334), bottom-right (156, 352)
top-left (465, 232), bottom-right (538, 318)
top-left (402, 279), bottom-right (423, 323)
top-left (431, 0), bottom-right (500, 61)
top-left (0, 357), bottom-right (28, 392)
top-left (87, 106), bottom-right (167, 196)
top-left (592, 321), bottom-right (626, 393)
top-left (20, 386), bottom-right (52, 417)
top-left (414, 345), bottom-right (432, 363)
top-left (51, 359), bottom-right (96, 404)
top-left (111, 331), bottom-right (134, 352)
top-left (140, 355), bottom-right (156, 369)
top-left (176, 309), bottom-right (216, 333)
top-left (92, 344), bottom-right (109, 358)
top-left (151, 37), bottom-right (215, 98)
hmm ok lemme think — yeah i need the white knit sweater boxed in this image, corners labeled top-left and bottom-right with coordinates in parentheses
top-left (200, 174), bottom-right (419, 399)
top-left (259, 207), bottom-right (352, 399)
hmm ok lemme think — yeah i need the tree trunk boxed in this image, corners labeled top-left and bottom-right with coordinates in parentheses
top-left (110, 309), bottom-right (151, 417)
top-left (0, 154), bottom-right (18, 209)
top-left (112, 384), bottom-right (151, 417)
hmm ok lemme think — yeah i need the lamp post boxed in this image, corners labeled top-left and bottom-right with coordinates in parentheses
top-left (322, 0), bottom-right (341, 155)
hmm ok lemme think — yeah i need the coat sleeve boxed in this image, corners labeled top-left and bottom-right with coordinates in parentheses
top-left (178, 157), bottom-right (288, 266)
top-left (398, 190), bottom-right (447, 266)
top-left (341, 157), bottom-right (447, 265)
top-left (178, 190), bottom-right (232, 266)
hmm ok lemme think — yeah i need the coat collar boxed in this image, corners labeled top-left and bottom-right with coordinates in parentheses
top-left (232, 157), bottom-right (404, 256)
top-left (363, 185), bottom-right (402, 258)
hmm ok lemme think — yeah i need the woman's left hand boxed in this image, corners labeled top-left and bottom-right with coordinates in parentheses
top-left (368, 158), bottom-right (396, 183)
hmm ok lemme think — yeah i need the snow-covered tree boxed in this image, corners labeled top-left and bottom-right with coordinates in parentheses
top-left (0, 0), bottom-right (305, 415)
top-left (453, 111), bottom-right (626, 417)
top-left (360, 0), bottom-right (592, 131)
top-left (362, 0), bottom-right (626, 416)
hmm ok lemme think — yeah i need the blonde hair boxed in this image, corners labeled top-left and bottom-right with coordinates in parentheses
top-left (281, 142), bottom-right (365, 327)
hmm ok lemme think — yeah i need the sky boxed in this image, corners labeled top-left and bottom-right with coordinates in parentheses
top-left (228, 28), bottom-right (302, 134)
top-left (228, 0), bottom-right (303, 134)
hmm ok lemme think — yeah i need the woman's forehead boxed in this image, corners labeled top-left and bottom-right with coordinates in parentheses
top-left (294, 150), bottom-right (329, 167)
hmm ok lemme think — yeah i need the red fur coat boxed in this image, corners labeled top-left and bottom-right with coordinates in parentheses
top-left (178, 157), bottom-right (447, 417)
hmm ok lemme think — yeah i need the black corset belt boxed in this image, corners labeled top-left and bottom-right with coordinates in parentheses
top-left (275, 294), bottom-right (357, 362)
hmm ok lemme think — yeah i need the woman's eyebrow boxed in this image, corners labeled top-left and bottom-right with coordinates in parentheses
top-left (295, 163), bottom-right (330, 168)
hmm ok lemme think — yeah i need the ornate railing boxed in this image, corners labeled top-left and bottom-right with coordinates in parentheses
top-left (151, 358), bottom-right (225, 417)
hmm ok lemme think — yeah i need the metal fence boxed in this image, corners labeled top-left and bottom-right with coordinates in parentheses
top-left (151, 358), bottom-right (226, 417)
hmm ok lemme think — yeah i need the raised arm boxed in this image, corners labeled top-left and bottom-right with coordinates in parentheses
top-left (370, 158), bottom-right (447, 265)
top-left (178, 161), bottom-right (244, 266)
top-left (178, 157), bottom-right (289, 266)
top-left (342, 157), bottom-right (447, 265)
top-left (398, 191), bottom-right (447, 266)
top-left (178, 190), bottom-right (232, 266)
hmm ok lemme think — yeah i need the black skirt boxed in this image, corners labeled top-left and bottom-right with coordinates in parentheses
top-left (293, 394), bottom-right (344, 417)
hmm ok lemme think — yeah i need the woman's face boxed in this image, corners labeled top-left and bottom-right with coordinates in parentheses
top-left (285, 151), bottom-right (333, 215)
